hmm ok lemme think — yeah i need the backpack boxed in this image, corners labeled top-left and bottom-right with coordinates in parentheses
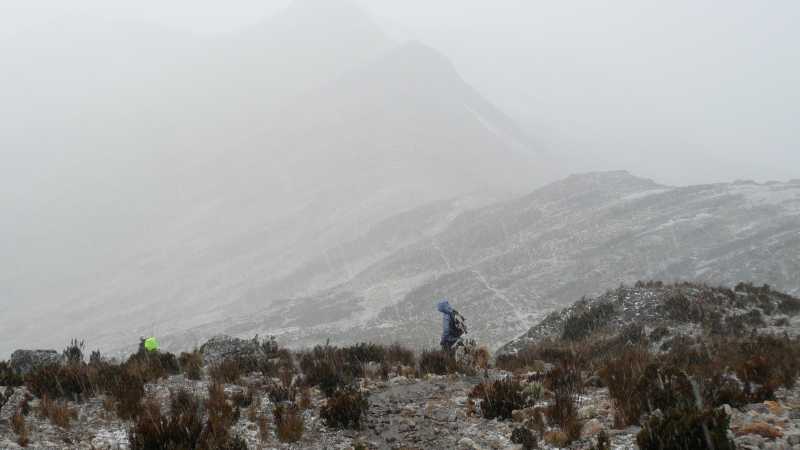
top-left (449, 310), bottom-right (467, 338)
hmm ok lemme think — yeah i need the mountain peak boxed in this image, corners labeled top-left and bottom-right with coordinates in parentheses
top-left (560, 170), bottom-right (663, 189)
top-left (282, 0), bottom-right (375, 23)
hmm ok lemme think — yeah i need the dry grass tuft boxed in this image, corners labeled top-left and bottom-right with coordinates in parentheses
top-left (735, 422), bottom-right (784, 439)
top-left (39, 394), bottom-right (77, 428)
top-left (273, 403), bottom-right (304, 443)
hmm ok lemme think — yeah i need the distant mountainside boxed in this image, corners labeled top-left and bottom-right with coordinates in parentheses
top-left (155, 172), bottom-right (800, 353)
top-left (499, 281), bottom-right (800, 355)
top-left (0, 1), bottom-right (540, 357)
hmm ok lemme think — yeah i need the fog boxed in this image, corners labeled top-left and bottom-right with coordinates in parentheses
top-left (1, 0), bottom-right (799, 356)
top-left (5, 0), bottom-right (799, 184)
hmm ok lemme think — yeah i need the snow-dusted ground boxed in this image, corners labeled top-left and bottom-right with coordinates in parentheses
top-left (164, 173), bottom-right (800, 353)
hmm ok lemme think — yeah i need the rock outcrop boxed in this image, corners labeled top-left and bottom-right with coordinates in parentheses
top-left (198, 335), bottom-right (277, 366)
top-left (9, 350), bottom-right (62, 375)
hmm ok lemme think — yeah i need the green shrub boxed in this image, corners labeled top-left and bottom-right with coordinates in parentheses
top-left (637, 407), bottom-right (734, 450)
top-left (320, 389), bottom-right (369, 429)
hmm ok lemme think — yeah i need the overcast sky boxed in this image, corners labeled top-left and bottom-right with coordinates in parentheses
top-left (2, 0), bottom-right (799, 184)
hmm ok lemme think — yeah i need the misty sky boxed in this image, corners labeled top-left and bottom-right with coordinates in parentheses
top-left (3, 0), bottom-right (799, 185)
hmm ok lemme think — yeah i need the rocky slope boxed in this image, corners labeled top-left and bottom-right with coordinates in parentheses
top-left (160, 173), bottom-right (800, 354)
top-left (501, 281), bottom-right (800, 355)
top-left (2, 331), bottom-right (800, 449)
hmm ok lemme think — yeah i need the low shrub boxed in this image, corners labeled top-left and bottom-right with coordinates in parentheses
top-left (231, 386), bottom-right (255, 409)
top-left (320, 389), bottom-right (369, 429)
top-left (469, 378), bottom-right (529, 420)
top-left (129, 396), bottom-right (203, 450)
top-left (649, 326), bottom-right (670, 342)
top-left (385, 343), bottom-right (416, 366)
top-left (124, 350), bottom-right (181, 383)
top-left (594, 430), bottom-right (611, 450)
top-left (562, 301), bottom-right (615, 341)
top-left (266, 382), bottom-right (297, 403)
top-left (496, 341), bottom-right (576, 372)
top-left (735, 335), bottom-right (800, 394)
top-left (511, 426), bottom-right (538, 450)
top-left (546, 363), bottom-right (582, 443)
top-left (522, 382), bottom-right (544, 404)
top-left (11, 408), bottom-right (26, 434)
top-left (342, 343), bottom-right (386, 365)
top-left (299, 345), bottom-right (358, 397)
top-left (63, 339), bottom-right (85, 365)
top-left (299, 387), bottom-right (312, 410)
top-left (256, 414), bottom-right (270, 442)
top-left (473, 346), bottom-right (491, 369)
top-left (662, 292), bottom-right (702, 323)
top-left (774, 317), bottom-right (791, 326)
top-left (204, 383), bottom-right (237, 448)
top-left (260, 348), bottom-right (295, 378)
top-left (209, 359), bottom-right (244, 384)
top-left (418, 349), bottom-right (459, 375)
top-left (735, 421), bottom-right (784, 439)
top-left (39, 394), bottom-right (77, 428)
top-left (95, 364), bottom-right (146, 420)
top-left (0, 361), bottom-right (23, 387)
top-left (778, 296), bottom-right (800, 315)
top-left (599, 347), bottom-right (652, 426)
top-left (89, 350), bottom-right (104, 365)
top-left (25, 364), bottom-right (92, 401)
top-left (544, 430), bottom-right (569, 448)
top-left (273, 403), bottom-right (304, 443)
top-left (636, 407), bottom-right (734, 450)
top-left (178, 350), bottom-right (203, 380)
top-left (130, 386), bottom-right (247, 450)
top-left (11, 409), bottom-right (29, 447)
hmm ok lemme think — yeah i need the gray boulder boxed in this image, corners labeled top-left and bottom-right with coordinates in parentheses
top-left (199, 335), bottom-right (276, 366)
top-left (9, 349), bottom-right (63, 375)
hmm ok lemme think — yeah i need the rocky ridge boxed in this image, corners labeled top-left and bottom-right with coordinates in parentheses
top-left (501, 281), bottom-right (800, 355)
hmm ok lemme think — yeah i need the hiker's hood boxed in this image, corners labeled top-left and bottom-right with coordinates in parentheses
top-left (437, 300), bottom-right (453, 314)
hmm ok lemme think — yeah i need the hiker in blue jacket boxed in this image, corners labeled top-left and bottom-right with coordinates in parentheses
top-left (437, 299), bottom-right (465, 353)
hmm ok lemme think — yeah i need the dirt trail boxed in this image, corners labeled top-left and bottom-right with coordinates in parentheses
top-left (358, 375), bottom-right (515, 449)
